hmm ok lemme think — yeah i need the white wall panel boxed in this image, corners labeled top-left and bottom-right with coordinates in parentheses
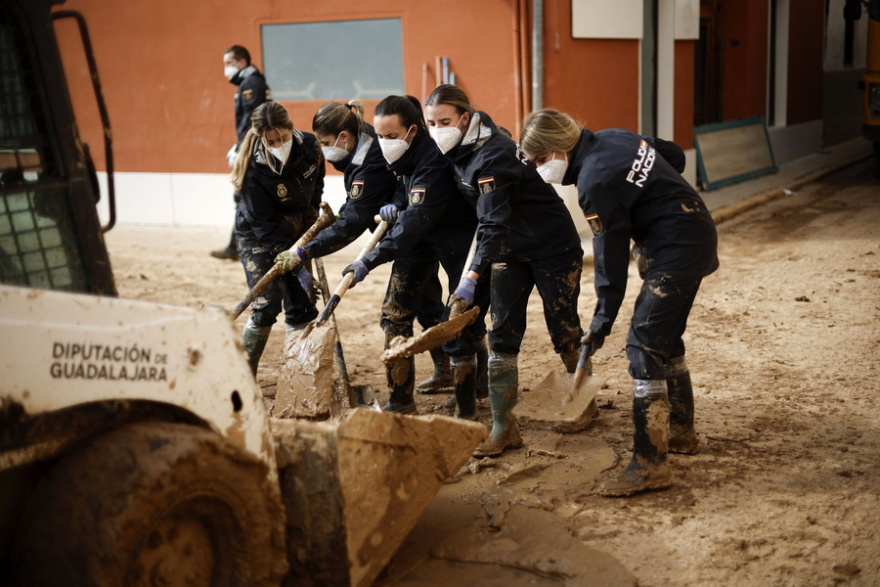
top-left (572, 0), bottom-right (643, 39)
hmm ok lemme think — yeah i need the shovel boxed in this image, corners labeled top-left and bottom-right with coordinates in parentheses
top-left (380, 306), bottom-right (480, 364)
top-left (313, 256), bottom-right (357, 409)
top-left (514, 343), bottom-right (605, 433)
top-left (230, 201), bottom-right (336, 321)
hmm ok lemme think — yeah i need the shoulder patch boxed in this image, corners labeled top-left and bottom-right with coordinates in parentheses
top-left (350, 180), bottom-right (364, 199)
top-left (478, 177), bottom-right (495, 194)
top-left (242, 89), bottom-right (255, 102)
top-left (409, 187), bottom-right (426, 205)
top-left (585, 213), bottom-right (604, 236)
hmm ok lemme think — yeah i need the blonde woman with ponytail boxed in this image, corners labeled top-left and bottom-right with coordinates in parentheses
top-left (521, 108), bottom-right (719, 497)
top-left (232, 102), bottom-right (325, 375)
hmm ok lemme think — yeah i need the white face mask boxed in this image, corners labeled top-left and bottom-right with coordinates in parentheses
top-left (224, 64), bottom-right (239, 80)
top-left (429, 126), bottom-right (463, 155)
top-left (378, 126), bottom-right (414, 164)
top-left (537, 154), bottom-right (568, 184)
top-left (268, 138), bottom-right (292, 166)
top-left (322, 134), bottom-right (349, 163)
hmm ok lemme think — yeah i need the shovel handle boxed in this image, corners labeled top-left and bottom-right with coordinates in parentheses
top-left (230, 202), bottom-right (336, 320)
top-left (314, 216), bottom-right (389, 326)
top-left (563, 344), bottom-right (593, 404)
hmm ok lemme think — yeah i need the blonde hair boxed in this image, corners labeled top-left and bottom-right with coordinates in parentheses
top-left (312, 100), bottom-right (365, 139)
top-left (520, 108), bottom-right (581, 159)
top-left (231, 102), bottom-right (294, 189)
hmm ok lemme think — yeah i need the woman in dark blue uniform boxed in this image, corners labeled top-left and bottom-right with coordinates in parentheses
top-left (424, 85), bottom-right (585, 457)
top-left (275, 100), bottom-right (455, 402)
top-left (520, 108), bottom-right (719, 497)
top-left (341, 95), bottom-right (488, 417)
top-left (230, 102), bottom-right (324, 375)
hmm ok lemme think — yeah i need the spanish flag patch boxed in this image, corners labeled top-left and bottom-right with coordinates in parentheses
top-left (350, 180), bottom-right (364, 199)
top-left (478, 177), bottom-right (495, 194)
top-left (409, 187), bottom-right (426, 205)
top-left (585, 213), bottom-right (604, 235)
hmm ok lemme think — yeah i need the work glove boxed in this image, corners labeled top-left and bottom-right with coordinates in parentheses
top-left (226, 144), bottom-right (238, 168)
top-left (450, 275), bottom-right (477, 308)
top-left (342, 260), bottom-right (369, 288)
top-left (293, 264), bottom-right (315, 295)
top-left (379, 204), bottom-right (399, 223)
top-left (580, 330), bottom-right (605, 357)
top-left (275, 246), bottom-right (308, 273)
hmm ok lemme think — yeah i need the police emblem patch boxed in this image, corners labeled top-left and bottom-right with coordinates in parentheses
top-left (585, 213), bottom-right (604, 235)
top-left (409, 187), bottom-right (425, 205)
top-left (277, 183), bottom-right (288, 199)
top-left (350, 180), bottom-right (364, 199)
top-left (243, 89), bottom-right (255, 101)
top-left (478, 177), bottom-right (495, 194)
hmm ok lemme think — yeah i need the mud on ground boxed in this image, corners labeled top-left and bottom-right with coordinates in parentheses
top-left (107, 160), bottom-right (880, 586)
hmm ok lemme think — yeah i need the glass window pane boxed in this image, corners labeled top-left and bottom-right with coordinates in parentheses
top-left (262, 18), bottom-right (404, 101)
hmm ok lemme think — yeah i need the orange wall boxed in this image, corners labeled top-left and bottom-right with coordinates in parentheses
top-left (541, 0), bottom-right (640, 132)
top-left (721, 0), bottom-right (770, 121)
top-left (54, 0), bottom-right (523, 174)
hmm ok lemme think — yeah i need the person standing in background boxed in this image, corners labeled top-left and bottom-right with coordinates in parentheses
top-left (212, 45), bottom-right (271, 261)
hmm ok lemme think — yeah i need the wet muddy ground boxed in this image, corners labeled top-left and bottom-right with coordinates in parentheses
top-left (107, 159), bottom-right (879, 586)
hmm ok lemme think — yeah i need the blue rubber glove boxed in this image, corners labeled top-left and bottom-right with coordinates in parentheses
top-left (451, 275), bottom-right (477, 308)
top-left (275, 246), bottom-right (308, 273)
top-left (580, 330), bottom-right (605, 357)
top-left (294, 263), bottom-right (315, 294)
top-left (379, 204), bottom-right (399, 223)
top-left (342, 260), bottom-right (369, 288)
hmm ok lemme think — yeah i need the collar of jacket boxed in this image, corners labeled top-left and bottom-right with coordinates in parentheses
top-left (563, 128), bottom-right (598, 186)
top-left (230, 64), bottom-right (259, 87)
top-left (451, 110), bottom-right (494, 161)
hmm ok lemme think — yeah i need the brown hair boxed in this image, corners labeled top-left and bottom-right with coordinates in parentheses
top-left (231, 102), bottom-right (294, 188)
top-left (424, 84), bottom-right (474, 116)
top-left (312, 100), bottom-right (365, 139)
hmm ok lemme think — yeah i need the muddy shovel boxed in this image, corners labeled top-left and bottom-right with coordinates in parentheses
top-left (514, 343), bottom-right (605, 433)
top-left (230, 201), bottom-right (336, 321)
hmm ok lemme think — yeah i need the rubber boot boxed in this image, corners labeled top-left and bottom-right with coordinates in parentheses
top-left (561, 349), bottom-right (580, 374)
top-left (474, 335), bottom-right (489, 399)
top-left (451, 355), bottom-right (477, 420)
top-left (383, 333), bottom-right (416, 414)
top-left (598, 379), bottom-right (672, 496)
top-left (242, 319), bottom-right (272, 376)
top-left (417, 347), bottom-right (452, 393)
top-left (211, 231), bottom-right (239, 261)
top-left (472, 352), bottom-right (523, 457)
top-left (666, 356), bottom-right (699, 454)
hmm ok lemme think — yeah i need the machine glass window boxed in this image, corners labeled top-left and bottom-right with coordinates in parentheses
top-left (261, 18), bottom-right (404, 101)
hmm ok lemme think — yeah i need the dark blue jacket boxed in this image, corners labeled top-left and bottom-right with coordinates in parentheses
top-left (447, 111), bottom-right (581, 274)
top-left (305, 123), bottom-right (400, 258)
top-left (230, 65), bottom-right (270, 145)
top-left (362, 130), bottom-right (476, 270)
top-left (564, 128), bottom-right (719, 336)
top-left (242, 130), bottom-right (325, 254)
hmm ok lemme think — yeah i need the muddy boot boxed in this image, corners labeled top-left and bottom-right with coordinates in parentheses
top-left (598, 379), bottom-right (672, 496)
top-left (451, 355), bottom-right (477, 420)
top-left (383, 332), bottom-right (416, 414)
top-left (473, 353), bottom-right (523, 457)
top-left (560, 348), bottom-right (581, 374)
top-left (474, 335), bottom-right (489, 399)
top-left (417, 347), bottom-right (452, 393)
top-left (666, 356), bottom-right (699, 454)
top-left (242, 319), bottom-right (272, 376)
top-left (211, 232), bottom-right (239, 261)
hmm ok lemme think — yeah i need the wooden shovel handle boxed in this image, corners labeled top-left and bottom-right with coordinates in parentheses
top-left (230, 202), bottom-right (336, 320)
top-left (315, 217), bottom-right (388, 325)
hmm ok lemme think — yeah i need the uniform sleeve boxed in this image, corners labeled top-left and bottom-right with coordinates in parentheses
top-left (579, 173), bottom-right (632, 337)
top-left (469, 152), bottom-right (525, 274)
top-left (644, 136), bottom-right (685, 174)
top-left (306, 163), bottom-right (397, 258)
top-left (236, 76), bottom-right (270, 144)
top-left (362, 167), bottom-right (449, 270)
top-left (243, 174), bottom-right (293, 254)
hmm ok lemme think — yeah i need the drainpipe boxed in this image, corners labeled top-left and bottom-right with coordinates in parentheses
top-left (532, 0), bottom-right (543, 112)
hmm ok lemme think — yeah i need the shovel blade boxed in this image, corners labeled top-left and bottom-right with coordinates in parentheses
top-left (514, 369), bottom-right (605, 431)
top-left (274, 323), bottom-right (339, 419)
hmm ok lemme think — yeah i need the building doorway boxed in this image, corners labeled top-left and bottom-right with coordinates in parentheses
top-left (695, 0), bottom-right (723, 125)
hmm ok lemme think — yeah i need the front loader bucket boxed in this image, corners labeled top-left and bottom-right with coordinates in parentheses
top-left (271, 410), bottom-right (487, 586)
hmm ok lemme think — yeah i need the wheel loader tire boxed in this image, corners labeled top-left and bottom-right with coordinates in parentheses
top-left (12, 421), bottom-right (288, 587)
